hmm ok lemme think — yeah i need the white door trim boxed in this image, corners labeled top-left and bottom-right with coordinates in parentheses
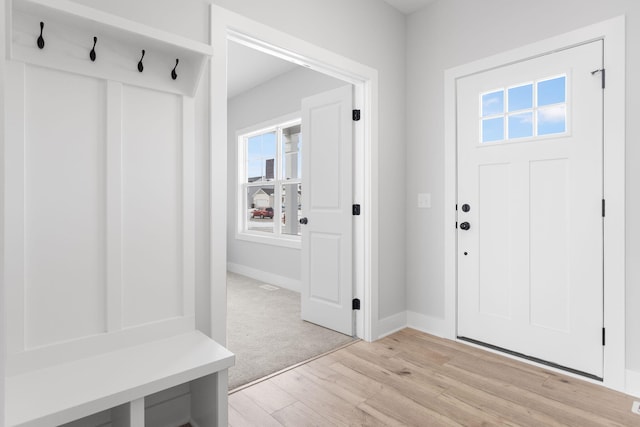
top-left (444, 16), bottom-right (626, 392)
top-left (210, 5), bottom-right (379, 343)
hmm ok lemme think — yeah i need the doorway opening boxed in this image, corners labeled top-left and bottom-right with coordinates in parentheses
top-left (222, 34), bottom-right (369, 390)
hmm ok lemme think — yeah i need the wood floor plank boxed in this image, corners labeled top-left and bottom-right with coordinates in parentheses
top-left (228, 392), bottom-right (284, 427)
top-left (355, 402), bottom-right (407, 427)
top-left (383, 354), bottom-right (566, 426)
top-left (439, 358), bottom-right (626, 427)
top-left (541, 373), bottom-right (638, 424)
top-left (230, 329), bottom-right (640, 427)
top-left (272, 401), bottom-right (341, 427)
top-left (337, 349), bottom-right (507, 426)
top-left (270, 368), bottom-right (377, 426)
top-left (337, 345), bottom-right (448, 399)
top-left (363, 386), bottom-right (462, 427)
top-left (295, 364), bottom-right (368, 406)
top-left (239, 379), bottom-right (297, 414)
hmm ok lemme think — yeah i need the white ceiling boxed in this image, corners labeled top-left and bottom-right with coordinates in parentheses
top-left (382, 0), bottom-right (436, 14)
top-left (227, 41), bottom-right (299, 99)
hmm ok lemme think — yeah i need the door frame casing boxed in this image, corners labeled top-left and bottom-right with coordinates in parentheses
top-left (210, 5), bottom-right (379, 343)
top-left (444, 16), bottom-right (626, 391)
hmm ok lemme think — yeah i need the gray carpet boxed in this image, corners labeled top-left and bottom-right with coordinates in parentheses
top-left (227, 272), bottom-right (355, 390)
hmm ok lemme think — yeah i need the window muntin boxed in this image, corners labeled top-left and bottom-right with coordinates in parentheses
top-left (480, 75), bottom-right (567, 143)
top-left (239, 119), bottom-right (302, 243)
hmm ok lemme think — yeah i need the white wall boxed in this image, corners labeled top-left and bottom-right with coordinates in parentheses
top-left (212, 0), bottom-right (407, 322)
top-left (0, 1), bottom-right (6, 422)
top-left (68, 0), bottom-right (209, 44)
top-left (227, 66), bottom-right (345, 286)
top-left (405, 0), bottom-right (640, 373)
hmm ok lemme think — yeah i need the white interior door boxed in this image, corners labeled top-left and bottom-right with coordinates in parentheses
top-left (457, 41), bottom-right (604, 377)
top-left (301, 85), bottom-right (353, 336)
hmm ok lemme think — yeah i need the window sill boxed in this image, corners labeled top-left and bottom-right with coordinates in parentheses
top-left (235, 232), bottom-right (302, 249)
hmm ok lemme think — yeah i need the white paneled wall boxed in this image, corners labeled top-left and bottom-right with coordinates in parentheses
top-left (121, 85), bottom-right (185, 327)
top-left (24, 66), bottom-right (107, 349)
top-left (5, 61), bottom-right (196, 375)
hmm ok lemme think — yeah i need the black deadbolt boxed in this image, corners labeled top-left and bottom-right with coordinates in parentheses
top-left (460, 222), bottom-right (470, 230)
top-left (461, 204), bottom-right (471, 212)
top-left (299, 217), bottom-right (308, 225)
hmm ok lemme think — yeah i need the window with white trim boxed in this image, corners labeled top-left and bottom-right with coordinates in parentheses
top-left (238, 118), bottom-right (302, 244)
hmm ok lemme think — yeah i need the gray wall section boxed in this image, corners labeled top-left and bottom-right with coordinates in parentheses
top-left (226, 66), bottom-right (345, 282)
top-left (405, 0), bottom-right (640, 371)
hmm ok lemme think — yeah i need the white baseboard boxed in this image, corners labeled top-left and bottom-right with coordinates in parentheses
top-left (627, 369), bottom-right (640, 398)
top-left (377, 311), bottom-right (407, 339)
top-left (376, 311), bottom-right (452, 340)
top-left (407, 311), bottom-right (450, 339)
top-left (227, 262), bottom-right (301, 293)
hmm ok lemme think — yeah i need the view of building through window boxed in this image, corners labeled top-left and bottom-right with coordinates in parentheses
top-left (240, 120), bottom-right (302, 240)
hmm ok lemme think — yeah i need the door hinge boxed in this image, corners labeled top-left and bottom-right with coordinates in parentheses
top-left (602, 199), bottom-right (606, 217)
top-left (352, 109), bottom-right (361, 121)
top-left (352, 204), bottom-right (361, 215)
top-left (352, 298), bottom-right (361, 310)
top-left (602, 327), bottom-right (606, 346)
top-left (592, 68), bottom-right (605, 89)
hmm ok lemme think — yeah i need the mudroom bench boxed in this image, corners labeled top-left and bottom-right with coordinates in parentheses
top-left (6, 331), bottom-right (234, 427)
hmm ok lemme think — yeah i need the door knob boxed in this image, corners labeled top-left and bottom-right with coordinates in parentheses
top-left (299, 217), bottom-right (308, 225)
top-left (460, 221), bottom-right (470, 230)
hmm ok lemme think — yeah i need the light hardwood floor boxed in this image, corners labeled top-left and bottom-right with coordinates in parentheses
top-left (229, 328), bottom-right (639, 426)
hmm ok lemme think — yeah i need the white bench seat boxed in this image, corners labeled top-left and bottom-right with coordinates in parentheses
top-left (6, 331), bottom-right (234, 427)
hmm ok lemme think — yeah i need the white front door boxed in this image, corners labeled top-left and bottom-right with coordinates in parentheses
top-left (457, 41), bottom-right (604, 377)
top-left (300, 85), bottom-right (353, 336)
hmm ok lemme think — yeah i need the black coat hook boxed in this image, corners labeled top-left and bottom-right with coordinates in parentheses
top-left (137, 49), bottom-right (145, 72)
top-left (90, 37), bottom-right (97, 62)
top-left (171, 58), bottom-right (179, 80)
top-left (37, 21), bottom-right (45, 49)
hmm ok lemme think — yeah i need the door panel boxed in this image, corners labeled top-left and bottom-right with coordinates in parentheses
top-left (301, 85), bottom-right (353, 336)
top-left (457, 41), bottom-right (603, 377)
top-left (529, 159), bottom-right (570, 332)
top-left (478, 163), bottom-right (511, 319)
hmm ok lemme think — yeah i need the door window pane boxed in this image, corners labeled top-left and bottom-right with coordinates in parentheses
top-left (538, 105), bottom-right (567, 135)
top-left (537, 76), bottom-right (566, 106)
top-left (482, 91), bottom-right (504, 117)
top-left (482, 117), bottom-right (504, 143)
top-left (281, 183), bottom-right (301, 236)
top-left (508, 112), bottom-right (533, 139)
top-left (508, 84), bottom-right (533, 112)
top-left (247, 185), bottom-right (275, 233)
